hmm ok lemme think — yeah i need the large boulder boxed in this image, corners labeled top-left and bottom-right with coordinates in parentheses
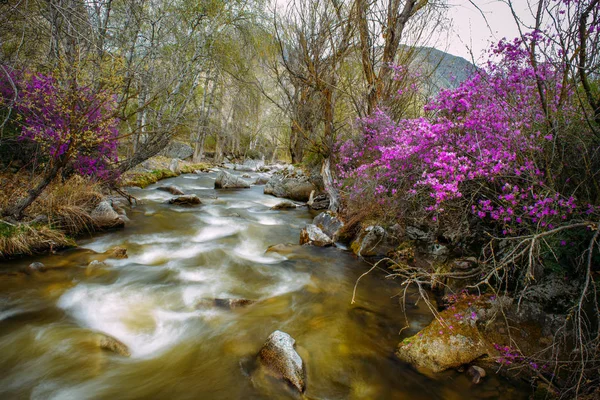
top-left (264, 175), bottom-right (317, 202)
top-left (350, 225), bottom-right (396, 257)
top-left (167, 195), bottom-right (201, 206)
top-left (396, 303), bottom-right (490, 373)
top-left (160, 141), bottom-right (194, 160)
top-left (214, 171), bottom-right (251, 189)
top-left (91, 201), bottom-right (124, 229)
top-left (233, 159), bottom-right (265, 172)
top-left (299, 224), bottom-right (333, 247)
top-left (254, 174), bottom-right (271, 185)
top-left (257, 331), bottom-right (306, 393)
top-left (313, 212), bottom-right (343, 241)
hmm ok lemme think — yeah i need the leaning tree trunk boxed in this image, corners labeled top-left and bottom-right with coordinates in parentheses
top-left (2, 162), bottom-right (62, 220)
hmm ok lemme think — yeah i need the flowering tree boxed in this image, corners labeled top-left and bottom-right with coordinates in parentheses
top-left (0, 70), bottom-right (119, 220)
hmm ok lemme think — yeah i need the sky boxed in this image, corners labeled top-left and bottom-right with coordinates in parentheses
top-left (271, 0), bottom-right (536, 64)
top-left (444, 0), bottom-right (535, 62)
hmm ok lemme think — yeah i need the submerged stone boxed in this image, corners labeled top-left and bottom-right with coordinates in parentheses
top-left (167, 195), bottom-right (201, 206)
top-left (196, 298), bottom-right (256, 310)
top-left (95, 332), bottom-right (131, 357)
top-left (157, 185), bottom-right (184, 195)
top-left (257, 330), bottom-right (306, 393)
top-left (22, 262), bottom-right (46, 274)
top-left (104, 246), bottom-right (128, 259)
top-left (467, 365), bottom-right (486, 384)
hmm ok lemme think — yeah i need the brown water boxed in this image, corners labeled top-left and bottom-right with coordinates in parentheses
top-left (0, 170), bottom-right (526, 399)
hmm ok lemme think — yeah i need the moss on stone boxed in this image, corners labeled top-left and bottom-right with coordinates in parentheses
top-left (179, 163), bottom-right (211, 174)
top-left (120, 169), bottom-right (178, 188)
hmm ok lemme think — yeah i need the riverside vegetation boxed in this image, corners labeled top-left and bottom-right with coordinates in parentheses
top-left (1, 0), bottom-right (599, 398)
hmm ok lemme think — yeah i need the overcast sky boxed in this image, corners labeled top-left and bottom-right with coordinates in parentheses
top-left (444, 0), bottom-right (535, 62)
top-left (270, 0), bottom-right (536, 64)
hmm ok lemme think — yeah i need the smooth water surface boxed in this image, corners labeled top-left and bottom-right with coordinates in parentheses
top-left (0, 170), bottom-right (525, 399)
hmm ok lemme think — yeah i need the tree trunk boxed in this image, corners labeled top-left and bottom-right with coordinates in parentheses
top-left (2, 163), bottom-right (62, 220)
top-left (321, 158), bottom-right (339, 213)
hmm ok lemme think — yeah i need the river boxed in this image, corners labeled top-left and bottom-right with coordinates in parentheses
top-left (0, 170), bottom-right (525, 399)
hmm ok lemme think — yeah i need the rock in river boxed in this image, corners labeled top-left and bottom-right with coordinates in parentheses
top-left (157, 185), bottom-right (184, 195)
top-left (95, 332), bottom-right (131, 357)
top-left (214, 170), bottom-right (251, 189)
top-left (167, 195), bottom-right (201, 206)
top-left (254, 174), bottom-right (270, 185)
top-left (257, 330), bottom-right (306, 393)
top-left (396, 297), bottom-right (491, 373)
top-left (22, 262), bottom-right (47, 274)
top-left (196, 298), bottom-right (256, 310)
top-left (103, 246), bottom-right (128, 259)
top-left (91, 201), bottom-right (125, 229)
top-left (271, 200), bottom-right (298, 210)
top-left (264, 174), bottom-right (318, 202)
top-left (299, 224), bottom-right (333, 247)
top-left (313, 212), bottom-right (344, 240)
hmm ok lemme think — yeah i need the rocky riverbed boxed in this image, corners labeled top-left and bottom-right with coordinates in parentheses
top-left (0, 168), bottom-right (528, 399)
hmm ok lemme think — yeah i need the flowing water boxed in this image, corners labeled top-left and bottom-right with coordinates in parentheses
top-left (0, 170), bottom-right (526, 399)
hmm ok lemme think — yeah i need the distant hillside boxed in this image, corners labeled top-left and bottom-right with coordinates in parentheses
top-left (411, 47), bottom-right (477, 94)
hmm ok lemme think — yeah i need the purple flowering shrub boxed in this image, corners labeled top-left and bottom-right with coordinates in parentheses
top-left (338, 33), bottom-right (599, 247)
top-left (0, 69), bottom-right (119, 181)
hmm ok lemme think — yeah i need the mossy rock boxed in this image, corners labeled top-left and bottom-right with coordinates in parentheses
top-left (120, 169), bottom-right (178, 188)
top-left (396, 297), bottom-right (493, 373)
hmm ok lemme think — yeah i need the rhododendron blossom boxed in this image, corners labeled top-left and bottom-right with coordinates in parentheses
top-left (1, 69), bottom-right (119, 180)
top-left (339, 33), bottom-right (597, 233)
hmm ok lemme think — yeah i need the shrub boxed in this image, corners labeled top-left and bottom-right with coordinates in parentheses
top-left (339, 34), bottom-right (599, 244)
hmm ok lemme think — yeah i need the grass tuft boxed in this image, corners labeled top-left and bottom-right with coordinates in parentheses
top-left (30, 176), bottom-right (104, 234)
top-left (0, 222), bottom-right (74, 258)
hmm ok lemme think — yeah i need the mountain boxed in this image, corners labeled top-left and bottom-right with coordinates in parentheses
top-left (412, 46), bottom-right (478, 94)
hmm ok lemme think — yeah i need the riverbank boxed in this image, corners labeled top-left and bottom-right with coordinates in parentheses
top-left (0, 156), bottom-right (213, 259)
top-left (119, 156), bottom-right (212, 188)
top-left (298, 208), bottom-right (593, 397)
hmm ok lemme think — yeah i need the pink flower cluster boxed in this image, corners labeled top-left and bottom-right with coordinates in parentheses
top-left (338, 32), bottom-right (597, 232)
top-left (1, 69), bottom-right (120, 180)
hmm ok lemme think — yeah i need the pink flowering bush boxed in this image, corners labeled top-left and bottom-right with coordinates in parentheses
top-left (339, 33), bottom-right (599, 244)
top-left (0, 69), bottom-right (119, 181)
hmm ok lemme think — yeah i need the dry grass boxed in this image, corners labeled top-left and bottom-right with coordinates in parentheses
top-left (29, 176), bottom-right (103, 234)
top-left (0, 222), bottom-right (74, 258)
top-left (0, 173), bottom-right (104, 258)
